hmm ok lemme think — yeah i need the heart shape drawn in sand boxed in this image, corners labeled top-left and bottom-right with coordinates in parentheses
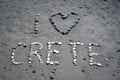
top-left (49, 12), bottom-right (80, 35)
